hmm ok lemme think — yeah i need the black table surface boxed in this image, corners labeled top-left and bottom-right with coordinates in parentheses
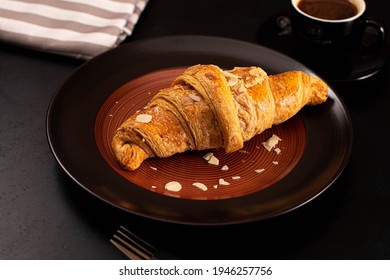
top-left (1, 0), bottom-right (389, 260)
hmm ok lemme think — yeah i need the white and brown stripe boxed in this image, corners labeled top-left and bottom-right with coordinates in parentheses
top-left (0, 0), bottom-right (148, 59)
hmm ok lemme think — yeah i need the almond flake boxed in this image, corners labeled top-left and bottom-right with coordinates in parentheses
top-left (219, 178), bottom-right (230, 186)
top-left (249, 68), bottom-right (260, 77)
top-left (222, 70), bottom-right (239, 79)
top-left (189, 93), bottom-right (202, 102)
top-left (192, 182), bottom-right (208, 191)
top-left (268, 138), bottom-right (280, 148)
top-left (203, 152), bottom-right (214, 161)
top-left (262, 134), bottom-right (282, 151)
top-left (208, 155), bottom-right (219, 166)
top-left (274, 147), bottom-right (281, 155)
top-left (273, 161), bottom-right (279, 165)
top-left (227, 77), bottom-right (238, 87)
top-left (255, 169), bottom-right (265, 173)
top-left (262, 142), bottom-right (273, 152)
top-left (150, 166), bottom-right (157, 171)
top-left (136, 114), bottom-right (152, 123)
top-left (232, 176), bottom-right (241, 180)
top-left (222, 71), bottom-right (239, 87)
top-left (165, 181), bottom-right (182, 192)
top-left (238, 86), bottom-right (246, 93)
top-left (221, 165), bottom-right (229, 171)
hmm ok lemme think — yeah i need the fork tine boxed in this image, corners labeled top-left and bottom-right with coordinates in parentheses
top-left (119, 226), bottom-right (156, 253)
top-left (116, 231), bottom-right (152, 259)
top-left (110, 226), bottom-right (156, 260)
top-left (110, 238), bottom-right (144, 260)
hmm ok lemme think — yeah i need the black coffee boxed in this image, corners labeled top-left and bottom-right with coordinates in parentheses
top-left (297, 0), bottom-right (358, 20)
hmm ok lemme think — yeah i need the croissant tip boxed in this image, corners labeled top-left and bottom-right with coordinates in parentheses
top-left (111, 137), bottom-right (148, 171)
top-left (309, 76), bottom-right (329, 105)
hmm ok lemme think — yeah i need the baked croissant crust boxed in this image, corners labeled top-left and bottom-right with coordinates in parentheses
top-left (111, 64), bottom-right (328, 171)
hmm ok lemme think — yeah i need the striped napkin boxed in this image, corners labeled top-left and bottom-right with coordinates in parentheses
top-left (0, 0), bottom-right (148, 59)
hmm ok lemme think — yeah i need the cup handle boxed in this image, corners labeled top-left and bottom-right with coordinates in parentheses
top-left (360, 17), bottom-right (386, 53)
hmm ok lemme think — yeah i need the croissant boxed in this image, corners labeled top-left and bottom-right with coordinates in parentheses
top-left (111, 64), bottom-right (328, 171)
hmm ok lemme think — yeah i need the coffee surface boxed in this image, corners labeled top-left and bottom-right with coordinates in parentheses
top-left (297, 0), bottom-right (358, 20)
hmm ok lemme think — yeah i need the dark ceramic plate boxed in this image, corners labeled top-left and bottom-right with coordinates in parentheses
top-left (46, 36), bottom-right (353, 225)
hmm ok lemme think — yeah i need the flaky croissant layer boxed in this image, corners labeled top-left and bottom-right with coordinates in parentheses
top-left (111, 64), bottom-right (328, 171)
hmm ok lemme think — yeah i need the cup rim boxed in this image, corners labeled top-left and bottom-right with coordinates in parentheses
top-left (291, 0), bottom-right (366, 23)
